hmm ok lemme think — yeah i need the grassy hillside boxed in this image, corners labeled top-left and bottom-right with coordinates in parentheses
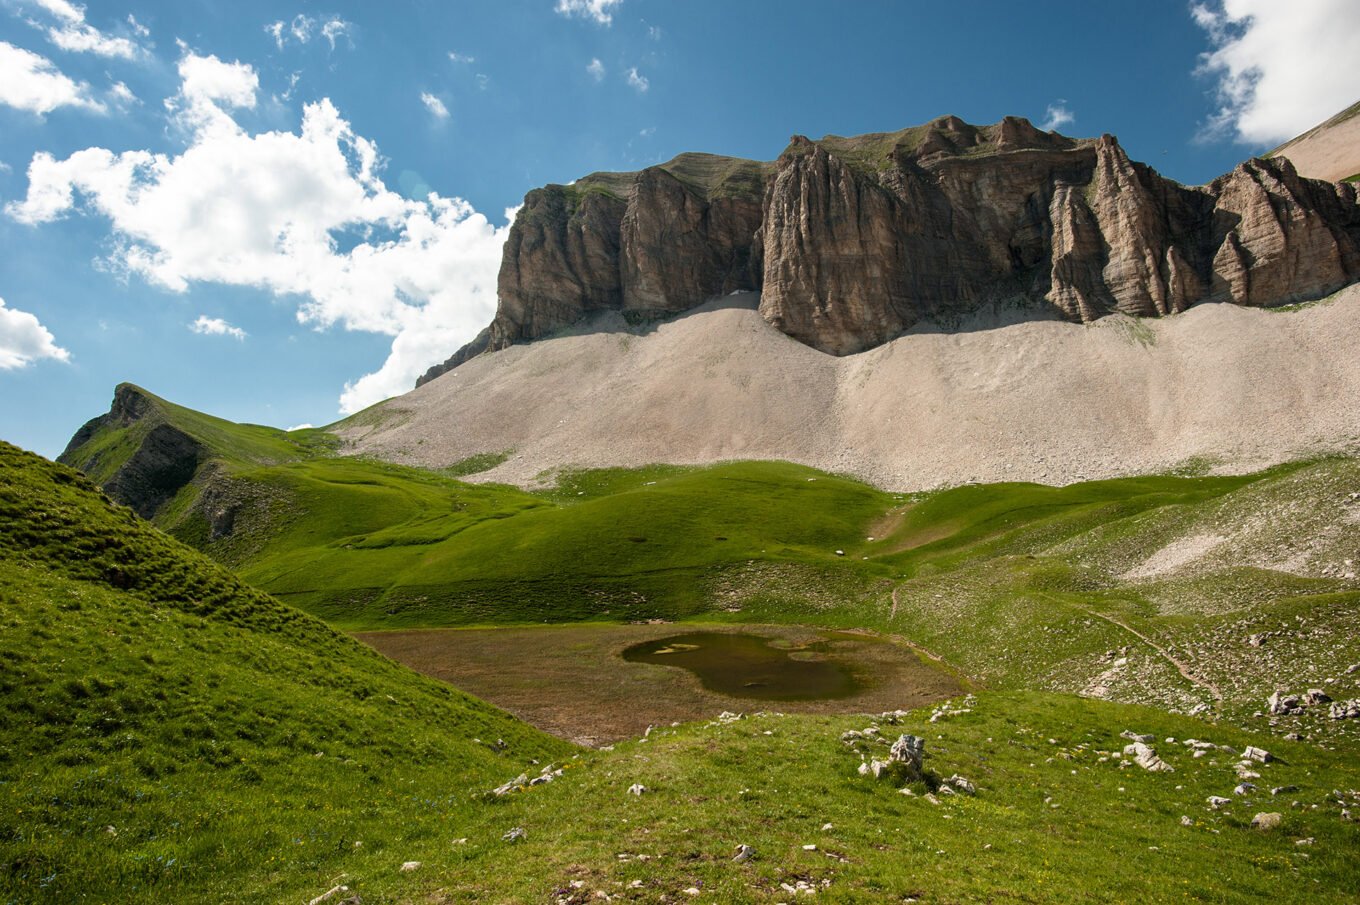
top-left (58, 386), bottom-right (1360, 741)
top-left (0, 442), bottom-right (570, 903)
top-left (12, 416), bottom-right (1360, 901)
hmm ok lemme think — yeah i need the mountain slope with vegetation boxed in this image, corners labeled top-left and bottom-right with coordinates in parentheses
top-left (4, 439), bottom-right (1360, 902)
top-left (0, 442), bottom-right (570, 903)
top-left (54, 386), bottom-right (1360, 748)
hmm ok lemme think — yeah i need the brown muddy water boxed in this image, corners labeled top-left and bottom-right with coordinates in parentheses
top-left (621, 632), bottom-right (862, 700)
top-left (357, 623), bottom-right (963, 746)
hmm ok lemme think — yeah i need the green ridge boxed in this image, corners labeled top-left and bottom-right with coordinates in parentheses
top-left (0, 442), bottom-right (569, 903)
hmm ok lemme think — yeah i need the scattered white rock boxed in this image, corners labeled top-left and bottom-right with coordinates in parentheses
top-left (1251, 812), bottom-right (1283, 831)
top-left (890, 734), bottom-right (925, 772)
top-left (627, 783), bottom-right (646, 796)
top-left (1329, 700), bottom-right (1360, 720)
top-left (503, 827), bottom-right (526, 843)
top-left (733, 843), bottom-right (755, 863)
top-left (492, 773), bottom-right (528, 796)
top-left (1123, 742), bottom-right (1174, 773)
top-left (1268, 692), bottom-right (1304, 715)
top-left (309, 886), bottom-right (351, 905)
top-left (945, 774), bottom-right (977, 794)
top-left (1243, 746), bottom-right (1273, 764)
top-left (1208, 796), bottom-right (1231, 809)
top-left (400, 861), bottom-right (421, 873)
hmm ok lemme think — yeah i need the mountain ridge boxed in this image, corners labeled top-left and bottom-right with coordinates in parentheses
top-left (419, 114), bottom-right (1360, 385)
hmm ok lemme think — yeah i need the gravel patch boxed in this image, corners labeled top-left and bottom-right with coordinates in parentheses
top-left (338, 287), bottom-right (1360, 493)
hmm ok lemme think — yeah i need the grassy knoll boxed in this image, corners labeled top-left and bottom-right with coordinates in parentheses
top-left (0, 442), bottom-right (570, 903)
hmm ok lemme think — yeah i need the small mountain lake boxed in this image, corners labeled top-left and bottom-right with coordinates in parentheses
top-left (357, 623), bottom-right (963, 746)
top-left (621, 631), bottom-right (862, 700)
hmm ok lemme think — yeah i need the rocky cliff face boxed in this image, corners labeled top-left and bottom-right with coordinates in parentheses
top-left (419, 116), bottom-right (1360, 382)
top-left (59, 384), bottom-right (204, 519)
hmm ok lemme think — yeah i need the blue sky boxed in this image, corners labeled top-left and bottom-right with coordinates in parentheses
top-left (1, 0), bottom-right (1358, 458)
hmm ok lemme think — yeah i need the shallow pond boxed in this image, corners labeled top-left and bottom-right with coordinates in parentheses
top-left (356, 623), bottom-right (962, 746)
top-left (622, 631), bottom-right (861, 700)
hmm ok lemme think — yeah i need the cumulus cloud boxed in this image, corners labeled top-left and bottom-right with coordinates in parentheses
top-left (190, 315), bottom-right (246, 340)
top-left (0, 40), bottom-right (105, 114)
top-left (167, 49), bottom-right (257, 131)
top-left (586, 57), bottom-right (605, 81)
top-left (266, 14), bottom-right (352, 51)
top-left (28, 0), bottom-right (143, 59)
top-left (0, 296), bottom-right (70, 369)
top-left (1041, 101), bottom-right (1074, 132)
top-left (109, 80), bottom-right (138, 105)
top-left (1192, 0), bottom-right (1360, 145)
top-left (5, 49), bottom-right (509, 413)
top-left (448, 50), bottom-right (475, 63)
top-left (420, 91), bottom-right (449, 119)
top-left (625, 66), bottom-right (648, 93)
top-left (555, 0), bottom-right (623, 26)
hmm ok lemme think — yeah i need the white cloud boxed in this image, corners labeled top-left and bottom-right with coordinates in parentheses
top-left (6, 49), bottom-right (510, 413)
top-left (168, 50), bottom-right (257, 130)
top-left (625, 67), bottom-right (648, 93)
top-left (0, 296), bottom-right (70, 370)
top-left (1040, 100), bottom-right (1074, 132)
top-left (127, 14), bottom-right (150, 39)
top-left (266, 15), bottom-right (351, 51)
top-left (1192, 0), bottom-right (1360, 145)
top-left (420, 91), bottom-right (449, 119)
top-left (448, 50), bottom-right (475, 63)
top-left (555, 0), bottom-right (623, 25)
top-left (586, 57), bottom-right (605, 81)
top-left (320, 18), bottom-right (350, 50)
top-left (29, 0), bottom-right (142, 59)
top-left (0, 161), bottom-right (11, 173)
top-left (109, 80), bottom-right (138, 105)
top-left (190, 315), bottom-right (247, 340)
top-left (0, 41), bottom-right (105, 114)
top-left (286, 422), bottom-right (314, 431)
top-left (290, 15), bottom-right (313, 43)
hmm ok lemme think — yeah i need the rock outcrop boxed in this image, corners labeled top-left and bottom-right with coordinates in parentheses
top-left (418, 153), bottom-right (768, 385)
top-left (59, 383), bottom-right (203, 519)
top-left (420, 116), bottom-right (1360, 381)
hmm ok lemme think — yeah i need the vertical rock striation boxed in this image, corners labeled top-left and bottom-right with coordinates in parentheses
top-left (418, 116), bottom-right (1360, 384)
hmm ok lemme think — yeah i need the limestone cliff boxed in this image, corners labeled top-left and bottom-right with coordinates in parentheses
top-left (419, 116), bottom-right (1360, 381)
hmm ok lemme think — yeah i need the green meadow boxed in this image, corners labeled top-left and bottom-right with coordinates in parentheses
top-left (3, 386), bottom-right (1357, 902)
